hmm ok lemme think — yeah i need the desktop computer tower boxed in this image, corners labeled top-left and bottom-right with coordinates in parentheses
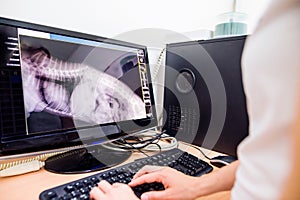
top-left (163, 35), bottom-right (249, 156)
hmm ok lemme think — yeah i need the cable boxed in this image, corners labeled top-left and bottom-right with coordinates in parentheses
top-left (0, 150), bottom-right (67, 171)
top-left (0, 160), bottom-right (45, 177)
top-left (152, 47), bottom-right (166, 81)
top-left (151, 48), bottom-right (166, 127)
top-left (112, 130), bottom-right (178, 152)
top-left (113, 131), bottom-right (164, 149)
top-left (126, 143), bottom-right (151, 158)
top-left (180, 141), bottom-right (213, 160)
top-left (119, 132), bottom-right (163, 148)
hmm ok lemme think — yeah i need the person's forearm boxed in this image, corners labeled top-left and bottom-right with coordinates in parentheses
top-left (193, 161), bottom-right (239, 197)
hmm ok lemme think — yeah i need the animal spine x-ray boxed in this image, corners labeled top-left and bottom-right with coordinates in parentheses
top-left (19, 35), bottom-right (147, 131)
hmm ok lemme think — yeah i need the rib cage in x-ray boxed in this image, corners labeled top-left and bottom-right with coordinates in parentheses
top-left (20, 48), bottom-right (146, 125)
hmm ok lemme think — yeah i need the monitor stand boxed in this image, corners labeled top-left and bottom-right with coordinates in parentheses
top-left (44, 144), bottom-right (132, 174)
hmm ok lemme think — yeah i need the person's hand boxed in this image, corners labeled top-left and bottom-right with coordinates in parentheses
top-left (90, 180), bottom-right (139, 200)
top-left (129, 165), bottom-right (200, 200)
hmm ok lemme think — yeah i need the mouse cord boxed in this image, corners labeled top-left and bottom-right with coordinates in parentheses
top-left (180, 141), bottom-right (213, 160)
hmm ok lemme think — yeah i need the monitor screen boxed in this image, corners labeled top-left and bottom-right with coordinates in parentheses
top-left (0, 17), bottom-right (157, 156)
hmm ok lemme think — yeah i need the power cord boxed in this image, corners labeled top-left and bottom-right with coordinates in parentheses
top-left (0, 160), bottom-right (45, 177)
top-left (151, 47), bottom-right (166, 127)
top-left (151, 47), bottom-right (166, 82)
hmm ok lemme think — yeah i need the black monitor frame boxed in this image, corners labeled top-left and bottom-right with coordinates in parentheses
top-left (0, 17), bottom-right (158, 157)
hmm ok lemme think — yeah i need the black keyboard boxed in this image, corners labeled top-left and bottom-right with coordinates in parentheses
top-left (39, 148), bottom-right (213, 200)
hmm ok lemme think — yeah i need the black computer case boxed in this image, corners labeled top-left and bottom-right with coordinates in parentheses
top-left (163, 35), bottom-right (249, 156)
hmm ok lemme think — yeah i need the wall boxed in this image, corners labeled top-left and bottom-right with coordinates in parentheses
top-left (0, 0), bottom-right (270, 39)
top-left (0, 0), bottom-right (271, 124)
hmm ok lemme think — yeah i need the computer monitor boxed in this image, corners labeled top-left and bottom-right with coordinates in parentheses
top-left (163, 35), bottom-right (249, 157)
top-left (0, 17), bottom-right (157, 173)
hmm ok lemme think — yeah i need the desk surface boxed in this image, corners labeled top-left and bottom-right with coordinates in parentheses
top-left (0, 142), bottom-right (230, 200)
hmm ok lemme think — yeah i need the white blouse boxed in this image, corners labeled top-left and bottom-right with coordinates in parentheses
top-left (231, 3), bottom-right (300, 200)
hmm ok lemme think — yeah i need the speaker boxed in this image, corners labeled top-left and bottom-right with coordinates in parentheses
top-left (163, 35), bottom-right (249, 156)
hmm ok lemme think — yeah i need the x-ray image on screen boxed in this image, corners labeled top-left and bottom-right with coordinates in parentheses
top-left (19, 35), bottom-right (147, 134)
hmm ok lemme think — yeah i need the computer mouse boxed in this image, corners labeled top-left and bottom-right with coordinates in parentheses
top-left (209, 155), bottom-right (237, 168)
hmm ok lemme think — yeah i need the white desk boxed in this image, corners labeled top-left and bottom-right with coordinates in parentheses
top-left (0, 142), bottom-right (230, 200)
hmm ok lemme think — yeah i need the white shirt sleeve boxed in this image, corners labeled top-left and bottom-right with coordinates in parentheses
top-left (231, 5), bottom-right (300, 200)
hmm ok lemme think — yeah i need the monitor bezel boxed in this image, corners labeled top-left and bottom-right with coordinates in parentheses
top-left (0, 17), bottom-right (158, 156)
